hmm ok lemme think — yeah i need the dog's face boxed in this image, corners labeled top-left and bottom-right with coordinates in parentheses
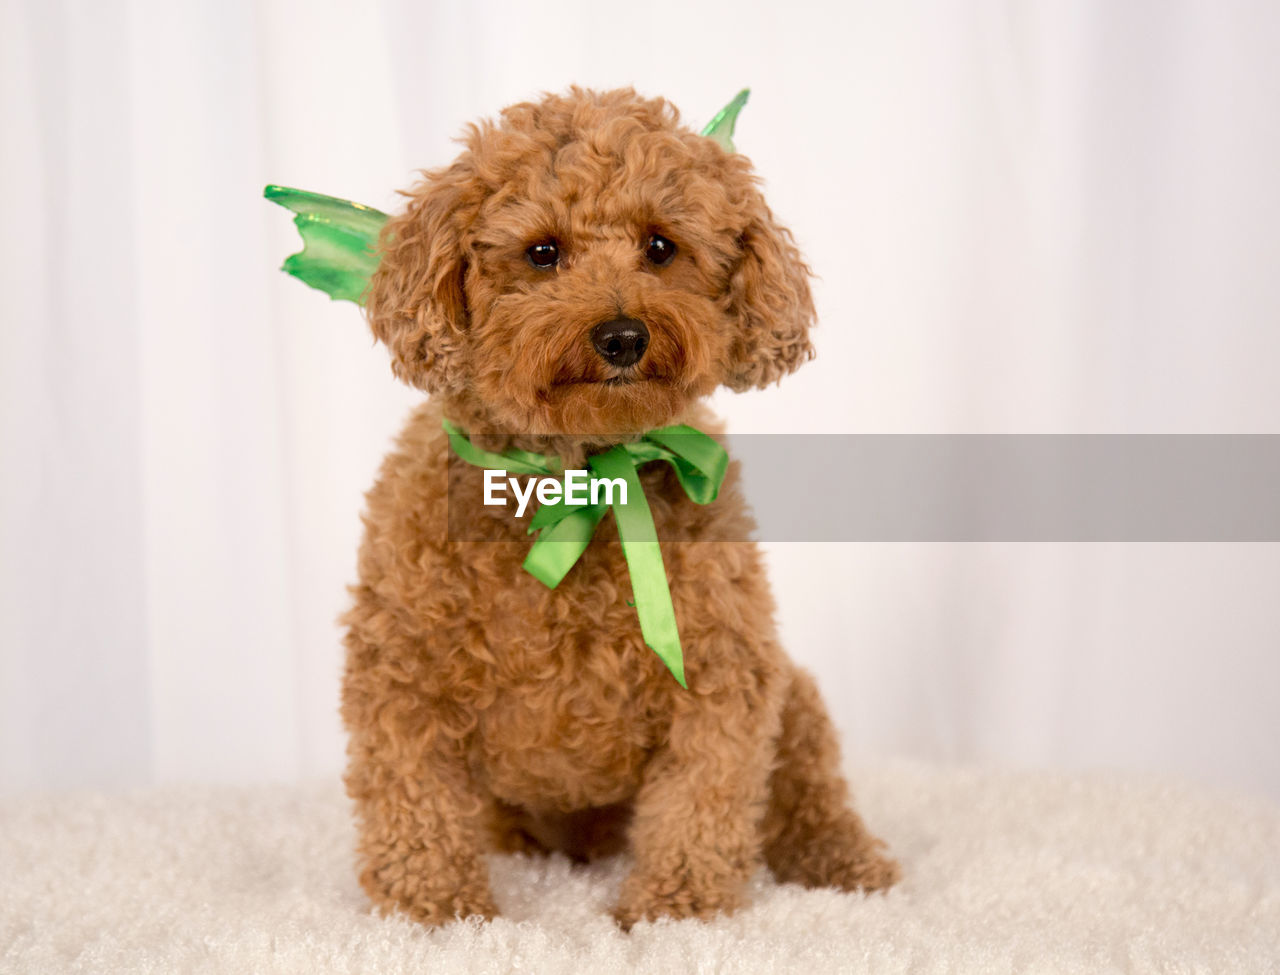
top-left (366, 88), bottom-right (814, 437)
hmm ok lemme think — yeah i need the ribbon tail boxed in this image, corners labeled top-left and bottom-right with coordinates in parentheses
top-left (621, 540), bottom-right (687, 689)
top-left (523, 505), bottom-right (607, 589)
top-left (590, 447), bottom-right (687, 688)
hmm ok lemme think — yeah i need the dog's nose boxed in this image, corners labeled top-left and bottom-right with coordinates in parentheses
top-left (590, 317), bottom-right (649, 368)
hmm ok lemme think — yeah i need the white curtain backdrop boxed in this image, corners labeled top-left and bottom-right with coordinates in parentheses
top-left (3, 0), bottom-right (1278, 798)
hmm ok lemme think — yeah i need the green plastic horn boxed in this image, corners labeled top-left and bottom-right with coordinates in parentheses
top-left (700, 88), bottom-right (749, 151)
top-left (266, 90), bottom-right (750, 304)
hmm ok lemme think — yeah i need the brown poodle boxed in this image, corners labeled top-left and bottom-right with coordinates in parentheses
top-left (340, 87), bottom-right (899, 929)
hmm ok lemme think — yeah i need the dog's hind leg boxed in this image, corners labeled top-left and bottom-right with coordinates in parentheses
top-left (761, 668), bottom-right (900, 893)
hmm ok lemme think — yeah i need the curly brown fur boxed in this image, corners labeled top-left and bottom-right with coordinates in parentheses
top-left (341, 87), bottom-right (898, 929)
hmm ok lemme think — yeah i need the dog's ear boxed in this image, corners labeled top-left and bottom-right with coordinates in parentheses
top-left (364, 161), bottom-right (475, 393)
top-left (723, 190), bottom-right (816, 390)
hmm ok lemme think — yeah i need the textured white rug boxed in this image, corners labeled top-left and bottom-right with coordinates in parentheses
top-left (2, 761), bottom-right (1278, 974)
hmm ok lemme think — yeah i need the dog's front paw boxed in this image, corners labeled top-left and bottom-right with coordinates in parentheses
top-left (377, 887), bottom-right (499, 928)
top-left (772, 827), bottom-right (901, 895)
top-left (821, 841), bottom-right (901, 894)
top-left (362, 856), bottom-right (499, 928)
top-left (401, 890), bottom-right (499, 927)
top-left (611, 876), bottom-right (745, 931)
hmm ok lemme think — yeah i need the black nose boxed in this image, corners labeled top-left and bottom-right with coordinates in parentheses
top-left (590, 317), bottom-right (649, 368)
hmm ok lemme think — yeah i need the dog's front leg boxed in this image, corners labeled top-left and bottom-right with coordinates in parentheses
top-left (613, 683), bottom-right (781, 928)
top-left (345, 716), bottom-right (496, 926)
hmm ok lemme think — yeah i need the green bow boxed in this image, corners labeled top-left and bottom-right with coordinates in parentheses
top-left (444, 420), bottom-right (729, 688)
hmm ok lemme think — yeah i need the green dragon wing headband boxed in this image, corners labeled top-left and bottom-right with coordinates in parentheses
top-left (264, 89), bottom-right (750, 305)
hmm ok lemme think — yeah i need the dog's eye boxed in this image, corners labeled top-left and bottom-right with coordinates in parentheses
top-left (526, 240), bottom-right (560, 269)
top-left (644, 234), bottom-right (677, 267)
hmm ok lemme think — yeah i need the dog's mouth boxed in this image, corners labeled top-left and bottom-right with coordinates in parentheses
top-left (552, 372), bottom-right (671, 389)
top-left (516, 363), bottom-right (707, 436)
top-left (584, 375), bottom-right (639, 388)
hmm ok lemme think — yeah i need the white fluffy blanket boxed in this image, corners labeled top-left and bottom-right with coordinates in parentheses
top-left (3, 761), bottom-right (1278, 973)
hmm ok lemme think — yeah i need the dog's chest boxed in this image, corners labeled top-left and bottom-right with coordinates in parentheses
top-left (475, 679), bottom-right (656, 810)
top-left (468, 542), bottom-right (670, 810)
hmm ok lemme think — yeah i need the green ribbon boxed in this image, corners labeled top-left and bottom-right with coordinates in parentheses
top-left (444, 420), bottom-right (729, 688)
